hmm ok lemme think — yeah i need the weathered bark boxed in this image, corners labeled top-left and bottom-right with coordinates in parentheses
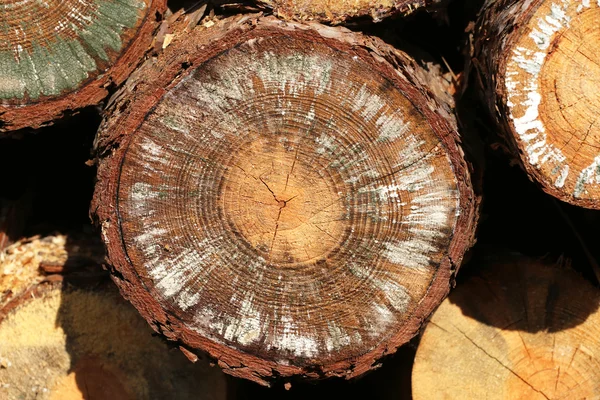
top-left (473, 0), bottom-right (600, 208)
top-left (0, 234), bottom-right (228, 400)
top-left (413, 253), bottom-right (600, 399)
top-left (92, 14), bottom-right (479, 385)
top-left (0, 0), bottom-right (167, 133)
top-left (252, 0), bottom-right (444, 24)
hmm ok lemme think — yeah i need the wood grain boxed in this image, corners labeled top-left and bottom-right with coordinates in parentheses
top-left (0, 235), bottom-right (228, 400)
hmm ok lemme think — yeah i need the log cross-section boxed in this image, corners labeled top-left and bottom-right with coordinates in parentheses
top-left (92, 15), bottom-right (478, 385)
top-left (413, 255), bottom-right (600, 399)
top-left (474, 0), bottom-right (600, 208)
top-left (0, 0), bottom-right (166, 132)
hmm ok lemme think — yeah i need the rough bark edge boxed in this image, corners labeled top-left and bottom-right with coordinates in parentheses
top-left (0, 0), bottom-right (168, 134)
top-left (91, 14), bottom-right (479, 386)
top-left (251, 0), bottom-right (446, 25)
top-left (471, 0), bottom-right (600, 209)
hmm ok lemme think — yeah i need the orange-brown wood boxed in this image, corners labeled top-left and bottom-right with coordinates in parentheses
top-left (255, 0), bottom-right (443, 24)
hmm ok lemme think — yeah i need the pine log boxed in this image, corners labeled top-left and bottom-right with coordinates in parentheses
top-left (253, 0), bottom-right (443, 24)
top-left (92, 14), bottom-right (479, 385)
top-left (413, 254), bottom-right (600, 399)
top-left (0, 234), bottom-right (228, 400)
top-left (0, 0), bottom-right (167, 133)
top-left (473, 0), bottom-right (600, 208)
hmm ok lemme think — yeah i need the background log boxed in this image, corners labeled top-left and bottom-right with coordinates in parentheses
top-left (0, 234), bottom-right (229, 400)
top-left (473, 0), bottom-right (600, 208)
top-left (412, 253), bottom-right (600, 399)
top-left (0, 0), bottom-right (167, 133)
top-left (92, 14), bottom-right (479, 385)
top-left (252, 0), bottom-right (444, 24)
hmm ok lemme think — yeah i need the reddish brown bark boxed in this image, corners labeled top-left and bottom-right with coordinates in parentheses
top-left (254, 0), bottom-right (445, 24)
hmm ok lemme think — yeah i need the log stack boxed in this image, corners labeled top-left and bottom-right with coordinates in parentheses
top-left (2, 0), bottom-right (600, 397)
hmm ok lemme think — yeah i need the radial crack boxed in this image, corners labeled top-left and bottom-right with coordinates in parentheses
top-left (453, 325), bottom-right (551, 400)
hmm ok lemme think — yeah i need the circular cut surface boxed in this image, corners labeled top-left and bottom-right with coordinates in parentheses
top-left (0, 0), bottom-right (149, 104)
top-left (504, 1), bottom-right (600, 203)
top-left (413, 258), bottom-right (600, 399)
top-left (117, 34), bottom-right (460, 366)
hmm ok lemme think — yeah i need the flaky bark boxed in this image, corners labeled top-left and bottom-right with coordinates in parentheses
top-left (413, 253), bottom-right (600, 399)
top-left (0, 0), bottom-right (167, 133)
top-left (473, 0), bottom-right (600, 208)
top-left (253, 0), bottom-right (444, 24)
top-left (0, 235), bottom-right (228, 400)
top-left (92, 15), bottom-right (478, 385)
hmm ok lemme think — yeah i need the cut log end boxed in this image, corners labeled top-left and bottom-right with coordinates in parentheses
top-left (0, 0), bottom-right (166, 132)
top-left (413, 255), bottom-right (600, 399)
top-left (93, 16), bottom-right (478, 384)
top-left (0, 235), bottom-right (228, 400)
top-left (478, 0), bottom-right (600, 208)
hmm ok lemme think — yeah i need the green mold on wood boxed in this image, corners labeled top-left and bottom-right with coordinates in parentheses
top-left (0, 0), bottom-right (147, 102)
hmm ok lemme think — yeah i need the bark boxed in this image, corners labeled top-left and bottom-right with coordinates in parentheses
top-left (252, 0), bottom-right (445, 24)
top-left (92, 14), bottom-right (479, 386)
top-left (473, 0), bottom-right (600, 208)
top-left (0, 0), bottom-right (167, 133)
top-left (0, 234), bottom-right (228, 400)
top-left (412, 253), bottom-right (600, 399)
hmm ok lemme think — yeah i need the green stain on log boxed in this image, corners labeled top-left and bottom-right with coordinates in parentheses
top-left (0, 0), bottom-right (146, 102)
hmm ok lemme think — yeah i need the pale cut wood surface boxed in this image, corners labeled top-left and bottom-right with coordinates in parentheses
top-left (413, 255), bottom-right (600, 399)
top-left (0, 235), bottom-right (228, 400)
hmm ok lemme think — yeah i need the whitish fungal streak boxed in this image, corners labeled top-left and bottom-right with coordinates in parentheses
top-left (178, 49), bottom-right (333, 116)
top-left (574, 155), bottom-right (600, 197)
top-left (381, 161), bottom-right (458, 270)
top-left (270, 315), bottom-right (319, 358)
top-left (505, 1), bottom-right (575, 188)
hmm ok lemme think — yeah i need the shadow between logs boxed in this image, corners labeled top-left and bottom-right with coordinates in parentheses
top-left (448, 250), bottom-right (600, 334)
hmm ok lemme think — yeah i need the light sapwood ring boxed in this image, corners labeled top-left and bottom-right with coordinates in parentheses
top-left (474, 0), bottom-right (600, 208)
top-left (92, 15), bottom-right (478, 385)
top-left (0, 0), bottom-right (167, 132)
top-left (413, 255), bottom-right (600, 399)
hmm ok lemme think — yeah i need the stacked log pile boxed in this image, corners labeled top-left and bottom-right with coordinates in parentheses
top-left (1, 0), bottom-right (600, 398)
